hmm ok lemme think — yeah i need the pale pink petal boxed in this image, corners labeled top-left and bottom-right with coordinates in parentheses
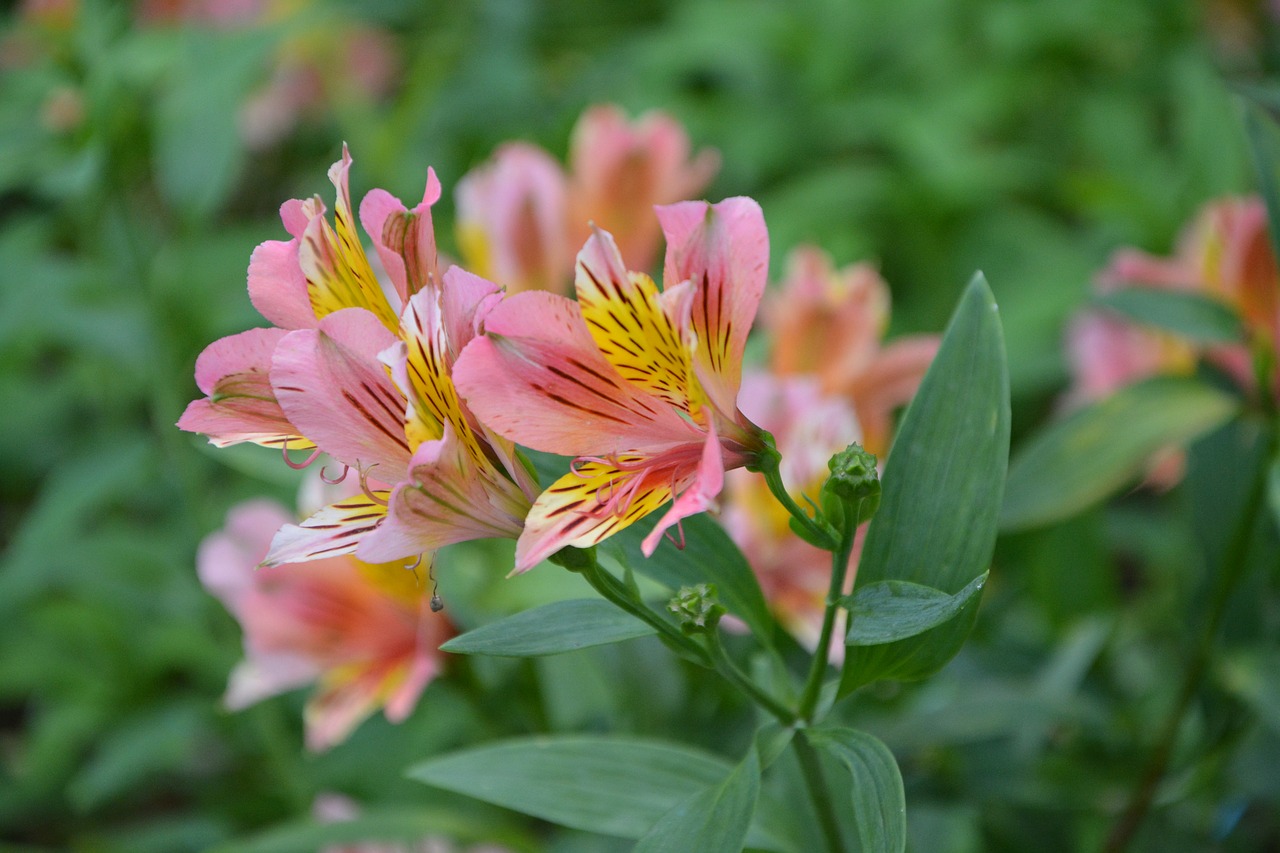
top-left (359, 170), bottom-right (441, 304)
top-left (1096, 248), bottom-right (1197, 292)
top-left (656, 197), bottom-right (769, 415)
top-left (440, 266), bottom-right (504, 361)
top-left (453, 291), bottom-right (697, 456)
top-left (304, 666), bottom-right (389, 751)
top-left (262, 492), bottom-right (389, 566)
top-left (178, 327), bottom-right (310, 448)
top-left (355, 427), bottom-right (529, 563)
top-left (196, 498), bottom-right (293, 610)
top-left (271, 308), bottom-right (411, 479)
top-left (247, 238), bottom-right (316, 330)
top-left (641, 425), bottom-right (725, 556)
top-left (280, 198), bottom-right (312, 238)
top-left (224, 653), bottom-right (320, 710)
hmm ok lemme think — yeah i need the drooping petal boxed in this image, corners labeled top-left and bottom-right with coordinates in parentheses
top-left (453, 291), bottom-right (697, 457)
top-left (304, 661), bottom-right (397, 751)
top-left (356, 426), bottom-right (529, 563)
top-left (640, 423), bottom-right (725, 556)
top-left (178, 327), bottom-right (313, 449)
top-left (272, 308), bottom-right (410, 479)
top-left (514, 457), bottom-right (676, 572)
top-left (297, 146), bottom-right (401, 331)
top-left (224, 653), bottom-right (320, 711)
top-left (262, 491), bottom-right (390, 566)
top-left (656, 197), bottom-right (769, 415)
top-left (359, 169), bottom-right (441, 304)
top-left (575, 228), bottom-right (702, 420)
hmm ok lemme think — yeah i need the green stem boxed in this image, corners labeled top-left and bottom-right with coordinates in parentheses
top-left (570, 550), bottom-right (712, 667)
top-left (797, 524), bottom-right (858, 722)
top-left (705, 628), bottom-right (796, 725)
top-left (758, 450), bottom-right (837, 550)
top-left (1102, 424), bottom-right (1275, 853)
top-left (794, 731), bottom-right (846, 853)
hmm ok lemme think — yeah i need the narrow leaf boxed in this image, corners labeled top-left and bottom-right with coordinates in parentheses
top-left (843, 572), bottom-right (988, 646)
top-left (1268, 454), bottom-right (1280, 534)
top-left (1000, 377), bottom-right (1238, 531)
top-left (1243, 96), bottom-right (1280, 262)
top-left (440, 599), bottom-right (655, 656)
top-left (840, 273), bottom-right (1009, 694)
top-left (407, 736), bottom-right (732, 839)
top-left (633, 746), bottom-right (760, 853)
top-left (807, 728), bottom-right (906, 853)
top-left (1093, 288), bottom-right (1244, 343)
top-left (605, 514), bottom-right (775, 644)
top-left (208, 809), bottom-right (532, 853)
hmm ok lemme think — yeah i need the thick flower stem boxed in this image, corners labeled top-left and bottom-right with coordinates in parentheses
top-left (705, 628), bottom-right (797, 725)
top-left (797, 525), bottom-right (858, 722)
top-left (794, 730), bottom-right (847, 853)
top-left (1103, 424), bottom-right (1275, 853)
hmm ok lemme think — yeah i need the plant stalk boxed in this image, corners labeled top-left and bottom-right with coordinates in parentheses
top-left (797, 523), bottom-right (858, 722)
top-left (794, 730), bottom-right (847, 853)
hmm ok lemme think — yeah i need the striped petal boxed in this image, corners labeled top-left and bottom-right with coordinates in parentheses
top-left (640, 423), bottom-right (726, 556)
top-left (453, 291), bottom-right (698, 457)
top-left (656, 197), bottom-right (768, 415)
top-left (359, 168), bottom-right (442, 305)
top-left (514, 457), bottom-right (676, 572)
top-left (575, 228), bottom-right (703, 420)
top-left (298, 146), bottom-right (400, 332)
top-left (272, 308), bottom-right (411, 481)
top-left (262, 492), bottom-right (390, 566)
top-left (356, 425), bottom-right (530, 564)
top-left (178, 327), bottom-right (312, 449)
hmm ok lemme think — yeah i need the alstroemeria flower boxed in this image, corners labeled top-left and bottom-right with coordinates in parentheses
top-left (455, 142), bottom-right (572, 295)
top-left (180, 146), bottom-right (439, 449)
top-left (722, 373), bottom-right (863, 658)
top-left (198, 499), bottom-right (452, 751)
top-left (763, 246), bottom-right (938, 458)
top-left (455, 197), bottom-right (769, 572)
top-left (567, 104), bottom-right (720, 273)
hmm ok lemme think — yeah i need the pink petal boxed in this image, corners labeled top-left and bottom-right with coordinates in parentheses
top-left (178, 327), bottom-right (310, 448)
top-left (355, 427), bottom-right (529, 563)
top-left (359, 171), bottom-right (441, 304)
top-left (656, 197), bottom-right (768, 416)
top-left (440, 266), bottom-right (504, 361)
top-left (262, 491), bottom-right (389, 566)
top-left (641, 424), bottom-right (725, 556)
top-left (247, 237), bottom-right (316, 330)
top-left (224, 653), bottom-right (320, 711)
top-left (271, 308), bottom-right (411, 479)
top-left (196, 499), bottom-right (293, 610)
top-left (453, 291), bottom-right (697, 457)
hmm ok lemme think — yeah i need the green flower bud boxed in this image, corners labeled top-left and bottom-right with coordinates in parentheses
top-left (821, 443), bottom-right (881, 530)
top-left (667, 583), bottom-right (726, 634)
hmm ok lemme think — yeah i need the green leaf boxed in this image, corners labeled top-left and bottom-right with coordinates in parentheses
top-left (407, 736), bottom-right (733, 839)
top-left (633, 745), bottom-right (760, 853)
top-left (604, 514), bottom-right (775, 645)
top-left (839, 274), bottom-right (1009, 694)
top-left (1000, 377), bottom-right (1239, 531)
top-left (1243, 96), bottom-right (1280, 263)
top-left (1268, 454), bottom-right (1280, 534)
top-left (842, 573), bottom-right (988, 646)
top-left (807, 728), bottom-right (905, 853)
top-left (1093, 288), bottom-right (1244, 343)
top-left (440, 599), bottom-right (655, 657)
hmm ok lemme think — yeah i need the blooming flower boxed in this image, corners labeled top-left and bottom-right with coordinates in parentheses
top-left (763, 246), bottom-right (938, 458)
top-left (721, 373), bottom-right (863, 656)
top-left (180, 148), bottom-right (536, 566)
top-left (454, 198), bottom-right (769, 571)
top-left (198, 499), bottom-right (452, 750)
top-left (454, 104), bottom-right (718, 296)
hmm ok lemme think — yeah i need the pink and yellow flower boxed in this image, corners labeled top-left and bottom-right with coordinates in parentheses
top-left (454, 198), bottom-right (770, 571)
top-left (198, 499), bottom-right (452, 751)
top-left (180, 149), bottom-right (537, 567)
top-left (763, 246), bottom-right (938, 459)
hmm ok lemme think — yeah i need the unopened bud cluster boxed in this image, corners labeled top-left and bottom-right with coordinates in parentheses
top-left (667, 583), bottom-right (725, 634)
top-left (821, 443), bottom-right (881, 534)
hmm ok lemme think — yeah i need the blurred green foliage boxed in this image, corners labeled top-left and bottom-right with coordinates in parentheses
top-left (3, 0), bottom-right (1279, 849)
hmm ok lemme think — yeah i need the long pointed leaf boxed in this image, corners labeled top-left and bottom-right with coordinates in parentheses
top-left (807, 727), bottom-right (906, 853)
top-left (440, 599), bottom-right (655, 656)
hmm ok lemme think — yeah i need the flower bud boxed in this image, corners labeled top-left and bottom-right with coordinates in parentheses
top-left (821, 443), bottom-right (880, 531)
top-left (667, 583), bottom-right (726, 634)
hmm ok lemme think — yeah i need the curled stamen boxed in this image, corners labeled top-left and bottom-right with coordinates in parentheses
top-left (281, 439), bottom-right (322, 470)
top-left (428, 556), bottom-right (444, 613)
top-left (320, 463), bottom-right (350, 485)
top-left (571, 455), bottom-right (614, 477)
top-left (663, 519), bottom-right (687, 550)
top-left (403, 553), bottom-right (423, 572)
top-left (357, 464), bottom-right (389, 506)
top-left (595, 477), bottom-right (617, 508)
